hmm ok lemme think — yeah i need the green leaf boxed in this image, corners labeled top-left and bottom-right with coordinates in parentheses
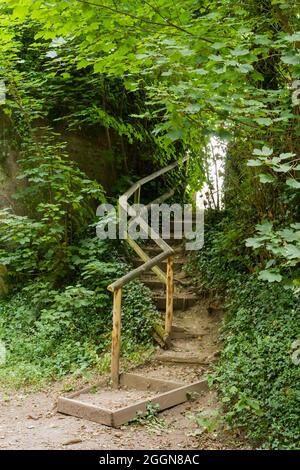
top-left (237, 64), bottom-right (254, 73)
top-left (194, 69), bottom-right (208, 75)
top-left (183, 103), bottom-right (201, 114)
top-left (259, 173), bottom-right (276, 183)
top-left (231, 48), bottom-right (250, 56)
top-left (12, 4), bottom-right (29, 19)
top-left (256, 221), bottom-right (273, 234)
top-left (255, 118), bottom-right (273, 126)
top-left (286, 178), bottom-right (300, 189)
top-left (245, 237), bottom-right (262, 249)
top-left (211, 42), bottom-right (227, 50)
top-left (273, 164), bottom-right (291, 173)
top-left (93, 61), bottom-right (104, 73)
top-left (253, 35), bottom-right (272, 45)
top-left (279, 152), bottom-right (295, 160)
top-left (284, 245), bottom-right (300, 259)
top-left (247, 159), bottom-right (262, 167)
top-left (284, 32), bottom-right (300, 42)
top-left (281, 53), bottom-right (300, 65)
top-left (259, 270), bottom-right (282, 283)
top-left (166, 128), bottom-right (184, 141)
top-left (253, 146), bottom-right (273, 156)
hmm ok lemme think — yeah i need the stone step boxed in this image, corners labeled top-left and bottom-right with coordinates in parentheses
top-left (152, 294), bottom-right (197, 311)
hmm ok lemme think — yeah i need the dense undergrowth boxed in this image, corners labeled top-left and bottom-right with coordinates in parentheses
top-left (0, 135), bottom-right (158, 388)
top-left (189, 218), bottom-right (300, 450)
top-left (0, 233), bottom-right (158, 388)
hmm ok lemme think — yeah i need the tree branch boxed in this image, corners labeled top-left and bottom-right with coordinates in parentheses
top-left (75, 0), bottom-right (213, 43)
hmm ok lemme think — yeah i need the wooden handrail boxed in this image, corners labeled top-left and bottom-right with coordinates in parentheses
top-left (122, 155), bottom-right (188, 199)
top-left (107, 250), bottom-right (172, 291)
top-left (108, 156), bottom-right (188, 387)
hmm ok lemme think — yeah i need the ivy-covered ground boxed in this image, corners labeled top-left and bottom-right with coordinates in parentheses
top-left (188, 219), bottom-right (300, 450)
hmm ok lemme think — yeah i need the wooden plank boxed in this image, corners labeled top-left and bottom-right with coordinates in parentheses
top-left (112, 379), bottom-right (208, 427)
top-left (111, 287), bottom-right (122, 388)
top-left (57, 397), bottom-right (113, 426)
top-left (120, 373), bottom-right (182, 392)
top-left (165, 255), bottom-right (174, 336)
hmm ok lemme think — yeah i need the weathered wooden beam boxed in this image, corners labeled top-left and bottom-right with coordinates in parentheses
top-left (111, 287), bottom-right (122, 388)
top-left (156, 355), bottom-right (207, 365)
top-left (112, 379), bottom-right (208, 427)
top-left (165, 256), bottom-right (174, 337)
top-left (57, 397), bottom-right (113, 426)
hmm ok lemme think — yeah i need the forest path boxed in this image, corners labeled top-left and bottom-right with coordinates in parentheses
top-left (0, 242), bottom-right (250, 449)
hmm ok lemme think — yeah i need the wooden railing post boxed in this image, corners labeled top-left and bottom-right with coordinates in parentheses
top-left (165, 255), bottom-right (174, 337)
top-left (111, 287), bottom-right (122, 388)
top-left (134, 187), bottom-right (141, 205)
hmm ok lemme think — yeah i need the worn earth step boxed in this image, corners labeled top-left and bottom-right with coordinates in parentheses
top-left (133, 258), bottom-right (184, 271)
top-left (155, 352), bottom-right (208, 365)
top-left (142, 245), bottom-right (183, 257)
top-left (141, 270), bottom-right (190, 283)
top-left (141, 279), bottom-right (193, 296)
top-left (142, 278), bottom-right (165, 290)
top-left (152, 294), bottom-right (197, 310)
top-left (170, 329), bottom-right (201, 340)
top-left (134, 237), bottom-right (183, 247)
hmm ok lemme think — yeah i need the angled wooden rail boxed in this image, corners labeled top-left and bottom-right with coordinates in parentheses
top-left (107, 156), bottom-right (188, 388)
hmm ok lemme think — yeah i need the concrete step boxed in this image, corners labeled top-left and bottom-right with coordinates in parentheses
top-left (152, 294), bottom-right (197, 311)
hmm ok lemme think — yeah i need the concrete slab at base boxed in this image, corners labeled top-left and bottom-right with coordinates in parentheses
top-left (57, 372), bottom-right (208, 428)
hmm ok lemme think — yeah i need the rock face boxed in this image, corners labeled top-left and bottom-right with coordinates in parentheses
top-left (0, 116), bottom-right (117, 297)
top-left (64, 130), bottom-right (118, 194)
top-left (0, 114), bottom-right (20, 211)
top-left (0, 115), bottom-right (117, 211)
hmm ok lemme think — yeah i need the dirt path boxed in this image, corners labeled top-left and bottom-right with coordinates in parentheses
top-left (0, 243), bottom-right (251, 450)
top-left (0, 297), bottom-right (249, 450)
top-left (0, 368), bottom-right (248, 450)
